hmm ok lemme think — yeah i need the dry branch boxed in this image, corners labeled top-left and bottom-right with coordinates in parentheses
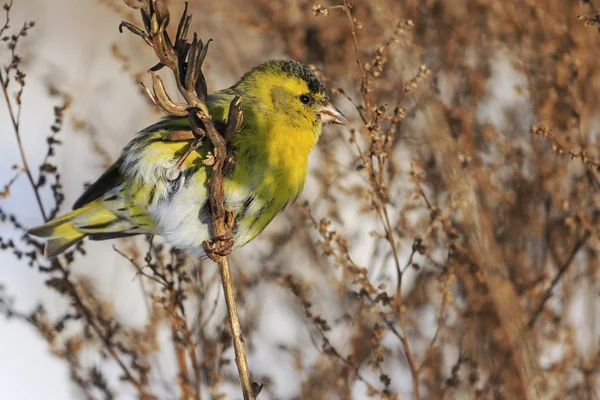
top-left (120, 1), bottom-right (254, 398)
top-left (0, 4), bottom-right (154, 397)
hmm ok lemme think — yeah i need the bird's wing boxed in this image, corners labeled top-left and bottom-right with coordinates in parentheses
top-left (72, 159), bottom-right (124, 209)
top-left (72, 93), bottom-right (236, 211)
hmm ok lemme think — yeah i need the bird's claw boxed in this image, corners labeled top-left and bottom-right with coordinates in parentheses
top-left (202, 210), bottom-right (235, 261)
top-left (203, 236), bottom-right (234, 261)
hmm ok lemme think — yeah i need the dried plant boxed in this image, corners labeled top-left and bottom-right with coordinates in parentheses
top-left (120, 1), bottom-right (254, 398)
top-left (3, 0), bottom-right (600, 399)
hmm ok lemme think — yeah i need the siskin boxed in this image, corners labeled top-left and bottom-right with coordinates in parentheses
top-left (28, 60), bottom-right (346, 258)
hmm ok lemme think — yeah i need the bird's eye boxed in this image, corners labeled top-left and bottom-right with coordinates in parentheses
top-left (299, 94), bottom-right (310, 105)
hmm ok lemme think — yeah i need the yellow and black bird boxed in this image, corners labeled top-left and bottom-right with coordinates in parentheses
top-left (28, 60), bottom-right (346, 257)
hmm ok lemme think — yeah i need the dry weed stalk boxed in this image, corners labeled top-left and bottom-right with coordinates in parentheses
top-left (0, 2), bottom-right (154, 397)
top-left (120, 1), bottom-right (255, 399)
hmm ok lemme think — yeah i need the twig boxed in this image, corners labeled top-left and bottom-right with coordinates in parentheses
top-left (121, 1), bottom-right (254, 398)
top-left (390, 297), bottom-right (420, 399)
top-left (281, 273), bottom-right (390, 397)
top-left (170, 311), bottom-right (195, 400)
top-left (55, 264), bottom-right (153, 398)
top-left (528, 230), bottom-right (591, 328)
top-left (113, 245), bottom-right (167, 287)
top-left (417, 285), bottom-right (447, 372)
top-left (0, 38), bottom-right (47, 220)
top-left (531, 125), bottom-right (600, 168)
top-left (336, 3), bottom-right (421, 395)
top-left (0, 11), bottom-right (152, 396)
top-left (342, 0), bottom-right (371, 118)
top-left (0, 169), bottom-right (21, 198)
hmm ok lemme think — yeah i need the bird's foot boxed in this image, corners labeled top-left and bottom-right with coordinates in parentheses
top-left (202, 235), bottom-right (234, 261)
top-left (202, 211), bottom-right (235, 261)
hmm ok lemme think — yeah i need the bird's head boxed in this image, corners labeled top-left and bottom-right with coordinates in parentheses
top-left (232, 60), bottom-right (346, 130)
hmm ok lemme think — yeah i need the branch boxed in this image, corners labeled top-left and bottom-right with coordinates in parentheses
top-left (528, 230), bottom-right (591, 328)
top-left (0, 8), bottom-right (152, 397)
top-left (52, 264), bottom-right (153, 398)
top-left (0, 8), bottom-right (47, 221)
top-left (121, 1), bottom-right (255, 398)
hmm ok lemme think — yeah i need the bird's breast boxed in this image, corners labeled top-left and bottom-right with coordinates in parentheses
top-left (222, 119), bottom-right (315, 244)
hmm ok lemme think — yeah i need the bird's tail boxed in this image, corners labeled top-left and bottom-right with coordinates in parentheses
top-left (27, 209), bottom-right (87, 258)
top-left (27, 201), bottom-right (119, 258)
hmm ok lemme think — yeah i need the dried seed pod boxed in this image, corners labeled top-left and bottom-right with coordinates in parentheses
top-left (152, 0), bottom-right (170, 26)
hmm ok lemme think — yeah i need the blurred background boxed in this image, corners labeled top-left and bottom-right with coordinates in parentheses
top-left (2, 0), bottom-right (600, 399)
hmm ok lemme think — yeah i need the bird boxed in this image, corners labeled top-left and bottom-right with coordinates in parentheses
top-left (27, 60), bottom-right (346, 258)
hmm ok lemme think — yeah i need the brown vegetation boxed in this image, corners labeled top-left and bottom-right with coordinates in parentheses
top-left (2, 0), bottom-right (600, 399)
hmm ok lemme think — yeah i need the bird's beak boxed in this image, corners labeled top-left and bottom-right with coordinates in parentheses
top-left (319, 102), bottom-right (347, 125)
